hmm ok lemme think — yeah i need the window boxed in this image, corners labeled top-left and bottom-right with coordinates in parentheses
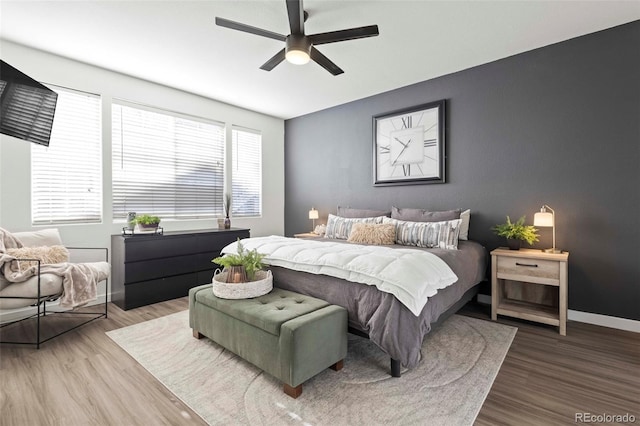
top-left (231, 127), bottom-right (262, 217)
top-left (31, 87), bottom-right (102, 225)
top-left (112, 102), bottom-right (225, 220)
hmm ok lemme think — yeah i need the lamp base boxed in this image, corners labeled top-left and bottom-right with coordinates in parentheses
top-left (542, 248), bottom-right (562, 254)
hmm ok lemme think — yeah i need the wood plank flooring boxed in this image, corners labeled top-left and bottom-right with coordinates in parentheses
top-left (460, 303), bottom-right (639, 425)
top-left (0, 299), bottom-right (638, 425)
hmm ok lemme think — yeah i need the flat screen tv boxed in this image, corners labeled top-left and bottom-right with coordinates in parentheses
top-left (0, 60), bottom-right (58, 146)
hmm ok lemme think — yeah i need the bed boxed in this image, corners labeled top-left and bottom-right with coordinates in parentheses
top-left (221, 234), bottom-right (487, 376)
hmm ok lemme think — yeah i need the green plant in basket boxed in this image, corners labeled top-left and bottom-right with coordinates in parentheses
top-left (212, 239), bottom-right (266, 281)
top-left (492, 215), bottom-right (539, 245)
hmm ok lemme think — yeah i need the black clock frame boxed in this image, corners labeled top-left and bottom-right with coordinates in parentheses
top-left (372, 99), bottom-right (446, 186)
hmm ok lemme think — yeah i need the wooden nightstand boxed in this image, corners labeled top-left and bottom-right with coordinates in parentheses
top-left (293, 233), bottom-right (320, 239)
top-left (491, 248), bottom-right (569, 335)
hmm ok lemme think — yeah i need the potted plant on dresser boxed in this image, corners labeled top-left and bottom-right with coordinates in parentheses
top-left (133, 214), bottom-right (161, 232)
top-left (492, 215), bottom-right (539, 250)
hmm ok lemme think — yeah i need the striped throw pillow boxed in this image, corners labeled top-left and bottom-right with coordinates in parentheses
top-left (325, 214), bottom-right (385, 240)
top-left (383, 217), bottom-right (462, 249)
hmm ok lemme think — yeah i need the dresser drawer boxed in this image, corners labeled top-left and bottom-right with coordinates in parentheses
top-left (195, 230), bottom-right (249, 252)
top-left (496, 255), bottom-right (560, 285)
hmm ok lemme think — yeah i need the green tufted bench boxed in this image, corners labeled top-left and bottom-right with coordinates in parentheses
top-left (189, 285), bottom-right (347, 398)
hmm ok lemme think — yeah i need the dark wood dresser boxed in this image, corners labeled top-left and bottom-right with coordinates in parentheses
top-left (111, 228), bottom-right (250, 310)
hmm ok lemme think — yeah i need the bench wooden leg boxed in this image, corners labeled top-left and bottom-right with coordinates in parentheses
top-left (330, 359), bottom-right (344, 371)
top-left (283, 383), bottom-right (302, 399)
top-left (391, 358), bottom-right (401, 377)
top-left (192, 329), bottom-right (204, 339)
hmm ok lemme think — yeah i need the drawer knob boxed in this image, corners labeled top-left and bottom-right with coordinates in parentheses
top-left (515, 262), bottom-right (538, 267)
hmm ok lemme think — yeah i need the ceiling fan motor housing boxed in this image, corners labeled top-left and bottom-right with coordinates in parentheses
top-left (285, 34), bottom-right (311, 64)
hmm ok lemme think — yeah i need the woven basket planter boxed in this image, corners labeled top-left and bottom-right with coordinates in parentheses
top-left (212, 269), bottom-right (273, 299)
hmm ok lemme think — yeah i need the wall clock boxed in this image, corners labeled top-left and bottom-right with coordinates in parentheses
top-left (373, 100), bottom-right (445, 186)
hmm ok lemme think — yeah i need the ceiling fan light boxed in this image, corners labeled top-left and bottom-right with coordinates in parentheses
top-left (285, 34), bottom-right (311, 65)
top-left (286, 49), bottom-right (310, 65)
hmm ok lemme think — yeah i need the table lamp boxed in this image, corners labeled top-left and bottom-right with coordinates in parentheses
top-left (534, 205), bottom-right (561, 253)
top-left (309, 207), bottom-right (319, 231)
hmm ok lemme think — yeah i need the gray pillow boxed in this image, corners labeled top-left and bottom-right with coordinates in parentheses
top-left (337, 205), bottom-right (391, 218)
top-left (391, 206), bottom-right (461, 222)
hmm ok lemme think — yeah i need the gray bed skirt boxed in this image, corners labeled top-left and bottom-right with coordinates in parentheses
top-left (269, 240), bottom-right (488, 370)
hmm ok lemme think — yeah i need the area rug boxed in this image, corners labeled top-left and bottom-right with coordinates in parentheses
top-left (107, 311), bottom-right (516, 426)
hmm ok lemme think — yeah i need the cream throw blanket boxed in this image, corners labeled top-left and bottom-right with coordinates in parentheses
top-left (0, 227), bottom-right (110, 308)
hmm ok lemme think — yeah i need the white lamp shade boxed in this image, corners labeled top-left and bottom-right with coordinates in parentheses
top-left (308, 208), bottom-right (319, 220)
top-left (286, 50), bottom-right (310, 65)
top-left (534, 211), bottom-right (553, 227)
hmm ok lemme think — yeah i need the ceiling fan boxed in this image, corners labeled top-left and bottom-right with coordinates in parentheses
top-left (215, 0), bottom-right (379, 76)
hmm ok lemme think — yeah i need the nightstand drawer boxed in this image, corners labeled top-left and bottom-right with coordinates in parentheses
top-left (496, 256), bottom-right (560, 285)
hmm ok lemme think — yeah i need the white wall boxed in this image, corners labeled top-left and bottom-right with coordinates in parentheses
top-left (0, 40), bottom-right (285, 251)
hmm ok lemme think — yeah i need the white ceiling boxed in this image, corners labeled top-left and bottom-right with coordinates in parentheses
top-left (1, 1), bottom-right (638, 119)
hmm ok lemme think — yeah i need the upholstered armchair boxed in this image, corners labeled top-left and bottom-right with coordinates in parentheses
top-left (0, 228), bottom-right (110, 348)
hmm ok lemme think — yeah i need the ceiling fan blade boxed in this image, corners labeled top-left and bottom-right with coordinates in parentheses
top-left (215, 17), bottom-right (286, 41)
top-left (286, 0), bottom-right (305, 35)
top-left (309, 25), bottom-right (379, 45)
top-left (310, 47), bottom-right (344, 76)
top-left (260, 48), bottom-right (286, 71)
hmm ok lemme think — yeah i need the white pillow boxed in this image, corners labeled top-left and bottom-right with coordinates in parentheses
top-left (384, 217), bottom-right (462, 250)
top-left (325, 214), bottom-right (385, 240)
top-left (458, 209), bottom-right (470, 240)
top-left (13, 228), bottom-right (63, 247)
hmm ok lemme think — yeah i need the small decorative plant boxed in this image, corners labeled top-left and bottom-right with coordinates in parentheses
top-left (492, 215), bottom-right (539, 247)
top-left (223, 193), bottom-right (232, 219)
top-left (222, 193), bottom-right (232, 229)
top-left (133, 214), bottom-right (161, 227)
top-left (212, 239), bottom-right (266, 282)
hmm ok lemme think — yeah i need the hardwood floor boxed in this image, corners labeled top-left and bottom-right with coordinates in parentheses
top-left (0, 299), bottom-right (206, 426)
top-left (460, 303), bottom-right (640, 426)
top-left (0, 299), bottom-right (638, 426)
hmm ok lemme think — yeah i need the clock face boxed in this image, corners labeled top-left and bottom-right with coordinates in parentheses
top-left (374, 100), bottom-right (445, 185)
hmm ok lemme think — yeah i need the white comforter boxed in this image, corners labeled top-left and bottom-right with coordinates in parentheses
top-left (221, 236), bottom-right (458, 316)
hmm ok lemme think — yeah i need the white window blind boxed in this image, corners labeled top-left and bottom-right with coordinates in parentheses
top-left (31, 87), bottom-right (102, 225)
top-left (112, 103), bottom-right (225, 220)
top-left (232, 128), bottom-right (262, 217)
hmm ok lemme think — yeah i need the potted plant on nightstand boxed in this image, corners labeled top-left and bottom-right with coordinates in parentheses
top-left (211, 239), bottom-right (272, 299)
top-left (492, 215), bottom-right (539, 250)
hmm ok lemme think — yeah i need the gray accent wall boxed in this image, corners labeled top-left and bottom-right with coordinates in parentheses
top-left (284, 21), bottom-right (640, 321)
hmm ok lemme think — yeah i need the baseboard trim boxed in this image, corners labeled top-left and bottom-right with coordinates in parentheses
top-left (476, 294), bottom-right (639, 333)
top-left (567, 309), bottom-right (640, 333)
